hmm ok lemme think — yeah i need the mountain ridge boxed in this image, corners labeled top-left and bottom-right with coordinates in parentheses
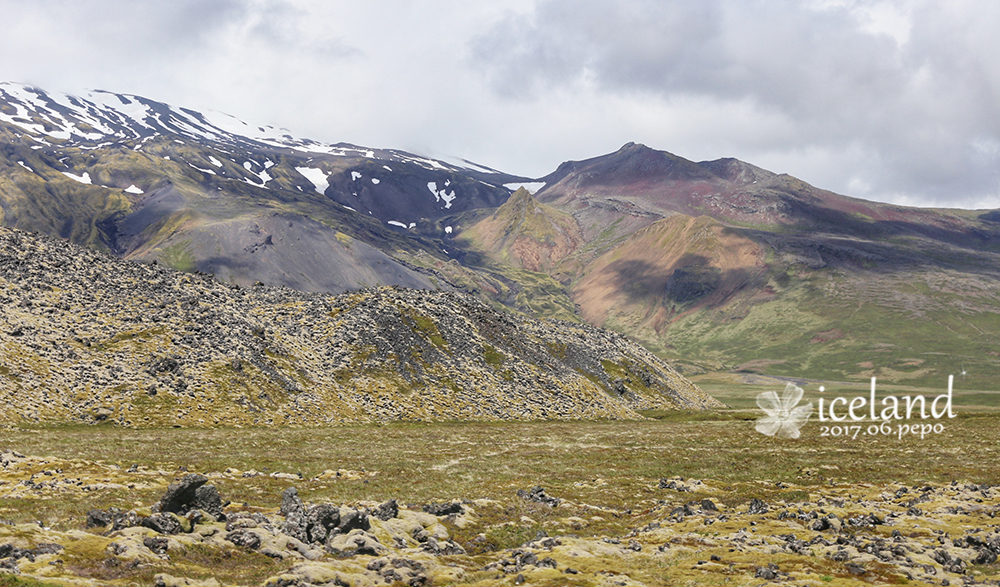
top-left (5, 82), bottom-right (1000, 388)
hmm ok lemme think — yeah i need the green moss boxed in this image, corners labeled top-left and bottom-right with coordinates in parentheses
top-left (399, 307), bottom-right (448, 350)
top-left (484, 522), bottom-right (546, 551)
top-left (158, 240), bottom-right (196, 272)
top-left (92, 326), bottom-right (167, 352)
top-left (545, 341), bottom-right (568, 360)
top-left (483, 344), bottom-right (504, 367)
top-left (0, 576), bottom-right (64, 587)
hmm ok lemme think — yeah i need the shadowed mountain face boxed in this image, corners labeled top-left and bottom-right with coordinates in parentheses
top-left (4, 82), bottom-right (1000, 387)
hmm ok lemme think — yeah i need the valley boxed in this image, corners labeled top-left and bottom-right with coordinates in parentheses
top-left (3, 82), bottom-right (1000, 586)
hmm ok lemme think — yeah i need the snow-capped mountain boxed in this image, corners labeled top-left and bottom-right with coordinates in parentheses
top-left (0, 82), bottom-right (537, 293)
top-left (0, 82), bottom-right (526, 226)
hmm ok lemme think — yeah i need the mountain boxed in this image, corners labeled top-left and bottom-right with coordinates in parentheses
top-left (0, 82), bottom-right (528, 293)
top-left (458, 144), bottom-right (1000, 386)
top-left (5, 82), bottom-right (1000, 388)
top-left (0, 224), bottom-right (719, 426)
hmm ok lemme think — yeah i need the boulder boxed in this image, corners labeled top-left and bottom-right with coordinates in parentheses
top-left (423, 501), bottom-right (463, 516)
top-left (280, 487), bottom-right (305, 516)
top-left (517, 486), bottom-right (560, 507)
top-left (142, 513), bottom-right (185, 535)
top-left (305, 505), bottom-right (340, 544)
top-left (373, 499), bottom-right (399, 521)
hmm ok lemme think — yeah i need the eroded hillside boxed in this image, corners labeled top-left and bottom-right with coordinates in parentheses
top-left (0, 226), bottom-right (719, 427)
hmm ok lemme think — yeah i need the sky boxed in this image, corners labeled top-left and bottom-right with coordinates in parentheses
top-left (1, 0), bottom-right (998, 209)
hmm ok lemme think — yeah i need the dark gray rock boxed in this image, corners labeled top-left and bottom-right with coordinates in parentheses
top-left (143, 536), bottom-right (169, 555)
top-left (226, 529), bottom-right (262, 550)
top-left (85, 507), bottom-right (140, 532)
top-left (142, 513), bottom-right (183, 535)
top-left (373, 499), bottom-right (399, 521)
top-left (192, 484), bottom-right (227, 520)
top-left (280, 487), bottom-right (305, 516)
top-left (306, 505), bottom-right (340, 544)
top-left (517, 486), bottom-right (560, 507)
top-left (748, 498), bottom-right (768, 515)
top-left (974, 548), bottom-right (998, 565)
top-left (423, 501), bottom-right (463, 516)
top-left (338, 508), bottom-right (371, 533)
top-left (86, 509), bottom-right (114, 529)
top-left (282, 512), bottom-right (309, 543)
top-left (156, 474), bottom-right (208, 514)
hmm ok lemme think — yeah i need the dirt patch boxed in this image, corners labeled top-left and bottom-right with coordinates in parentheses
top-left (809, 329), bottom-right (844, 343)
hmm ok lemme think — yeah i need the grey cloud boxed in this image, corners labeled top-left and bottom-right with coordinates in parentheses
top-left (1, 1), bottom-right (997, 208)
top-left (241, 1), bottom-right (362, 58)
top-left (472, 0), bottom-right (1000, 206)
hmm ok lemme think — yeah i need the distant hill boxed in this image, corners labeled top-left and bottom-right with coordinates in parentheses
top-left (0, 225), bottom-right (719, 427)
top-left (458, 144), bottom-right (1000, 386)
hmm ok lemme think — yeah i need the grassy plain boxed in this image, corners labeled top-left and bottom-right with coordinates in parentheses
top-left (2, 378), bottom-right (998, 530)
top-left (2, 378), bottom-right (1000, 585)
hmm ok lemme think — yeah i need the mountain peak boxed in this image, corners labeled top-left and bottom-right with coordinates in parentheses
top-left (697, 157), bottom-right (776, 184)
top-left (0, 82), bottom-right (519, 182)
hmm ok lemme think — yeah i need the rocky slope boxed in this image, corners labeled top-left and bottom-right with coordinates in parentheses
top-left (3, 447), bottom-right (999, 586)
top-left (0, 225), bottom-right (718, 427)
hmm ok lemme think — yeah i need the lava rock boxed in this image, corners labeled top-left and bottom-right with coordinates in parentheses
top-left (372, 499), bottom-right (399, 521)
top-left (423, 501), bottom-right (464, 516)
top-left (517, 486), bottom-right (560, 507)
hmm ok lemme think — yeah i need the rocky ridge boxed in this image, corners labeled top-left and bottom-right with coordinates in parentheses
top-left (0, 225), bottom-right (719, 426)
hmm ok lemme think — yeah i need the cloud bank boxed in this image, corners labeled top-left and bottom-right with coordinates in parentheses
top-left (1, 0), bottom-right (997, 208)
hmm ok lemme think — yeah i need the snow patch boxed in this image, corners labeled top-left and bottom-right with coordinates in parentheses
top-left (16, 161), bottom-right (34, 174)
top-left (124, 184), bottom-right (144, 194)
top-left (242, 161), bottom-right (272, 184)
top-left (61, 171), bottom-right (92, 184)
top-left (371, 178), bottom-right (380, 185)
top-left (383, 165), bottom-right (393, 171)
top-left (426, 181), bottom-right (458, 209)
top-left (387, 221), bottom-right (408, 228)
top-left (209, 156), bottom-right (223, 167)
top-left (296, 167), bottom-right (329, 194)
top-left (445, 226), bottom-right (453, 234)
top-left (351, 171), bottom-right (362, 181)
top-left (188, 163), bottom-right (216, 175)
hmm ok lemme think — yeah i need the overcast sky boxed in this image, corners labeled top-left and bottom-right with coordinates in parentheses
top-left (1, 0), bottom-right (998, 209)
